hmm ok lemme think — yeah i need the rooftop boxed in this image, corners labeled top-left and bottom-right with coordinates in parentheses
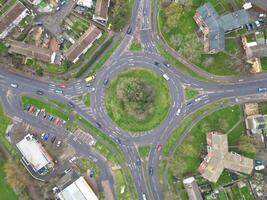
top-left (183, 177), bottom-right (203, 200)
top-left (198, 132), bottom-right (253, 182)
top-left (250, 0), bottom-right (267, 12)
top-left (57, 176), bottom-right (98, 200)
top-left (94, 0), bottom-right (110, 20)
top-left (16, 134), bottom-right (52, 172)
top-left (246, 44), bottom-right (267, 59)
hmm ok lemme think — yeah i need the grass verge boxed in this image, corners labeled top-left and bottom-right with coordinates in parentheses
top-left (138, 145), bottom-right (150, 158)
top-left (184, 87), bottom-right (199, 100)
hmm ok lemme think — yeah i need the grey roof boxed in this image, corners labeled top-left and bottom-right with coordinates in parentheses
top-left (196, 3), bottom-right (251, 52)
top-left (219, 10), bottom-right (250, 31)
top-left (251, 0), bottom-right (267, 12)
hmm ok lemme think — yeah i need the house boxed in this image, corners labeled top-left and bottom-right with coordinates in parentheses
top-left (183, 177), bottom-right (203, 200)
top-left (56, 176), bottom-right (98, 200)
top-left (64, 25), bottom-right (102, 63)
top-left (198, 132), bottom-right (253, 183)
top-left (8, 40), bottom-right (62, 64)
top-left (246, 114), bottom-right (267, 133)
top-left (246, 44), bottom-right (267, 59)
top-left (16, 134), bottom-right (54, 174)
top-left (0, 2), bottom-right (29, 39)
top-left (27, 0), bottom-right (42, 5)
top-left (250, 0), bottom-right (267, 14)
top-left (93, 0), bottom-right (110, 25)
top-left (194, 3), bottom-right (251, 54)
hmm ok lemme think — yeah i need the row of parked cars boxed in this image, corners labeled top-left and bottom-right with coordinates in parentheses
top-left (25, 105), bottom-right (66, 127)
top-left (41, 132), bottom-right (62, 147)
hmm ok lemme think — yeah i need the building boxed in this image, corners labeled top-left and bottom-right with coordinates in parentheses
top-left (250, 0), bottom-right (267, 14)
top-left (56, 176), bottom-right (98, 200)
top-left (16, 134), bottom-right (53, 174)
top-left (8, 40), bottom-right (62, 64)
top-left (198, 132), bottom-right (253, 183)
top-left (64, 25), bottom-right (102, 63)
top-left (27, 0), bottom-right (42, 5)
top-left (93, 0), bottom-right (110, 25)
top-left (194, 3), bottom-right (251, 54)
top-left (0, 2), bottom-right (29, 39)
top-left (246, 44), bottom-right (267, 59)
top-left (77, 0), bottom-right (93, 8)
top-left (246, 114), bottom-right (267, 133)
top-left (183, 177), bottom-right (203, 200)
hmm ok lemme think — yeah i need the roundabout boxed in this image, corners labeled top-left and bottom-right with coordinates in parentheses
top-left (105, 67), bottom-right (171, 132)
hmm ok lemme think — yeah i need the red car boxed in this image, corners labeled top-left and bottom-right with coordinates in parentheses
top-left (156, 144), bottom-right (162, 152)
top-left (59, 84), bottom-right (66, 89)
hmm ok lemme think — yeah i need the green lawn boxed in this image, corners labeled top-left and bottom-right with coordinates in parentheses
top-left (258, 101), bottom-right (267, 114)
top-left (113, 169), bottom-right (132, 200)
top-left (184, 87), bottom-right (199, 100)
top-left (261, 57), bottom-right (267, 71)
top-left (158, 0), bottom-right (244, 76)
top-left (138, 145), bottom-right (150, 158)
top-left (105, 68), bottom-right (171, 132)
top-left (240, 186), bottom-right (253, 200)
top-left (0, 157), bottom-right (17, 200)
top-left (78, 158), bottom-right (100, 179)
top-left (129, 41), bottom-right (143, 51)
top-left (0, 42), bottom-right (8, 56)
top-left (21, 96), bottom-right (71, 121)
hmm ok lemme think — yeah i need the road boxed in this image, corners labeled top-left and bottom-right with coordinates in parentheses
top-left (1, 0), bottom-right (267, 199)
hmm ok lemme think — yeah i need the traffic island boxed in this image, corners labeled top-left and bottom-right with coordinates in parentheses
top-left (105, 67), bottom-right (171, 132)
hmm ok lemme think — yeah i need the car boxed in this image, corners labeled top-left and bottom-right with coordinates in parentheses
top-left (142, 194), bottom-right (147, 200)
top-left (48, 115), bottom-right (54, 121)
top-left (69, 156), bottom-right (76, 163)
top-left (163, 62), bottom-right (170, 68)
top-left (258, 87), bottom-right (267, 92)
top-left (51, 136), bottom-right (56, 143)
top-left (176, 108), bottom-right (181, 116)
top-left (55, 89), bottom-right (63, 94)
top-left (26, 105), bottom-right (31, 111)
top-left (35, 109), bottom-right (41, 116)
top-left (56, 140), bottom-right (62, 147)
top-left (156, 144), bottom-right (162, 152)
top-left (96, 122), bottom-right (102, 128)
top-left (259, 13), bottom-right (266, 18)
top-left (255, 160), bottom-right (263, 166)
top-left (245, 24), bottom-right (251, 31)
top-left (89, 87), bottom-right (96, 92)
top-left (86, 83), bottom-right (92, 87)
top-left (42, 133), bottom-right (50, 141)
top-left (249, 23), bottom-right (255, 30)
top-left (186, 101), bottom-right (193, 107)
top-left (154, 61), bottom-right (160, 66)
top-left (103, 79), bottom-right (109, 85)
top-left (68, 102), bottom-right (75, 108)
top-left (255, 165), bottom-right (265, 171)
top-left (64, 168), bottom-right (72, 174)
top-left (163, 74), bottom-right (170, 81)
top-left (36, 90), bottom-right (44, 95)
top-left (255, 20), bottom-right (261, 27)
top-left (127, 26), bottom-right (132, 34)
top-left (89, 170), bottom-right (94, 177)
top-left (149, 167), bottom-right (153, 175)
top-left (10, 83), bottom-right (18, 88)
top-left (136, 158), bottom-right (141, 165)
top-left (85, 75), bottom-right (95, 82)
top-left (59, 84), bottom-right (66, 88)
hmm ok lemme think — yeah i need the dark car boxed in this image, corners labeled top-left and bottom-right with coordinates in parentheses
top-left (103, 79), bottom-right (109, 85)
top-left (149, 167), bottom-right (153, 175)
top-left (89, 170), bottom-right (94, 178)
top-left (68, 102), bottom-right (75, 108)
top-left (154, 62), bottom-right (160, 66)
top-left (51, 136), bottom-right (56, 143)
top-left (136, 158), bottom-right (141, 165)
top-left (186, 101), bottom-right (193, 107)
top-left (127, 26), bottom-right (132, 34)
top-left (36, 90), bottom-right (44, 95)
top-left (96, 122), bottom-right (102, 128)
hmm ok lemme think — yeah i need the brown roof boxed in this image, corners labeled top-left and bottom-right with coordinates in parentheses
top-left (246, 44), bottom-right (267, 59)
top-left (198, 132), bottom-right (253, 182)
top-left (94, 0), bottom-right (109, 20)
top-left (0, 2), bottom-right (27, 35)
top-left (251, 0), bottom-right (267, 12)
top-left (49, 37), bottom-right (59, 52)
top-left (8, 40), bottom-right (53, 63)
top-left (64, 25), bottom-right (102, 62)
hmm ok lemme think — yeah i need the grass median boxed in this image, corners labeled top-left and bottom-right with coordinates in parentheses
top-left (105, 68), bottom-right (171, 132)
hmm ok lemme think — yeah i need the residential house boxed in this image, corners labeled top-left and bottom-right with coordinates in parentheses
top-left (183, 177), bottom-right (203, 200)
top-left (56, 176), bottom-right (98, 200)
top-left (27, 0), bottom-right (42, 5)
top-left (77, 0), bottom-right (93, 8)
top-left (250, 0), bottom-right (267, 14)
top-left (0, 2), bottom-right (29, 39)
top-left (16, 134), bottom-right (54, 174)
top-left (93, 0), bottom-right (110, 26)
top-left (64, 25), bottom-right (102, 63)
top-left (198, 132), bottom-right (253, 183)
top-left (194, 3), bottom-right (251, 54)
top-left (246, 114), bottom-right (267, 134)
top-left (8, 40), bottom-right (62, 64)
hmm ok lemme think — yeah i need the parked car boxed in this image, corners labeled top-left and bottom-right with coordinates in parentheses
top-left (255, 165), bottom-right (265, 171)
top-left (10, 83), bottom-right (18, 88)
top-left (51, 136), bottom-right (56, 143)
top-left (96, 122), bottom-right (102, 128)
top-left (42, 133), bottom-right (50, 141)
top-left (36, 90), bottom-right (44, 95)
top-left (103, 79), bottom-right (109, 85)
top-left (55, 89), bottom-right (63, 94)
top-left (258, 87), bottom-right (267, 92)
top-left (69, 156), bottom-right (76, 163)
top-left (89, 170), bottom-right (94, 177)
top-left (56, 140), bottom-right (62, 147)
top-left (255, 160), bottom-right (263, 166)
top-left (127, 26), bottom-right (132, 34)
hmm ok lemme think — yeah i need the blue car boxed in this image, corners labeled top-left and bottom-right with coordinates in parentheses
top-left (42, 133), bottom-right (50, 141)
top-left (258, 87), bottom-right (267, 92)
top-left (255, 160), bottom-right (263, 166)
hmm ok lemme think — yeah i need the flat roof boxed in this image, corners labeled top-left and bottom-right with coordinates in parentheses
top-left (16, 134), bottom-right (52, 171)
top-left (58, 177), bottom-right (98, 200)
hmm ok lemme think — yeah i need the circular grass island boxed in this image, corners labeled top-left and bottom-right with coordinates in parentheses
top-left (105, 68), bottom-right (171, 132)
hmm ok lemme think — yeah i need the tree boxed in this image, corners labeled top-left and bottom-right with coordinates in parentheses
top-left (165, 2), bottom-right (183, 28)
top-left (36, 67), bottom-right (43, 76)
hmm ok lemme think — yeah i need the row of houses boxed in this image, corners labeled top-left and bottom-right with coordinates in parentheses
top-left (0, 0), bottom-right (110, 65)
